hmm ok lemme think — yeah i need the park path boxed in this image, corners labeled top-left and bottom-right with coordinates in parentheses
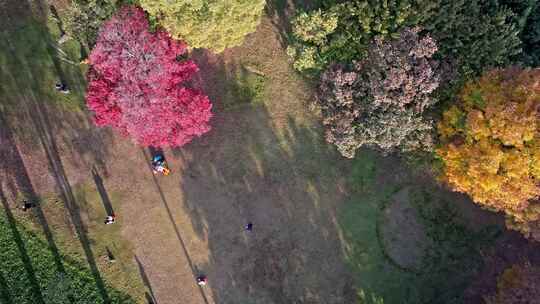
top-left (103, 142), bottom-right (215, 304)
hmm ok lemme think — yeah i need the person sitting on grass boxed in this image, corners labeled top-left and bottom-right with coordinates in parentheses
top-left (151, 155), bottom-right (164, 172)
top-left (104, 214), bottom-right (116, 225)
top-left (21, 199), bottom-right (36, 212)
top-left (151, 154), bottom-right (170, 175)
top-left (196, 275), bottom-right (207, 286)
top-left (55, 82), bottom-right (70, 94)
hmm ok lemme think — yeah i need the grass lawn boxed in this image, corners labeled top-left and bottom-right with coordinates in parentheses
top-left (339, 151), bottom-right (502, 304)
top-left (0, 6), bottom-right (146, 302)
top-left (0, 197), bottom-right (135, 303)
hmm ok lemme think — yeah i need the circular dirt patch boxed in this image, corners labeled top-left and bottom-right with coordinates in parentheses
top-left (380, 188), bottom-right (432, 272)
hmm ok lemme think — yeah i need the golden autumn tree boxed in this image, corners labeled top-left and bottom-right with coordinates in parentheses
top-left (437, 67), bottom-right (540, 239)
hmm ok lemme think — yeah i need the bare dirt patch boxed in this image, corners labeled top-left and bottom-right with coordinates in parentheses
top-left (381, 188), bottom-right (431, 271)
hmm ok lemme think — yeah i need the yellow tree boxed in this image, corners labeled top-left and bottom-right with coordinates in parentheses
top-left (140, 0), bottom-right (266, 53)
top-left (437, 67), bottom-right (540, 239)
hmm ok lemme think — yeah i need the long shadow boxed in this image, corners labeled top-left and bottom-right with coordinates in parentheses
top-left (140, 148), bottom-right (210, 304)
top-left (134, 255), bottom-right (157, 304)
top-left (26, 95), bottom-right (112, 304)
top-left (0, 270), bottom-right (12, 304)
top-left (144, 292), bottom-right (155, 304)
top-left (0, 111), bottom-right (65, 274)
top-left (92, 166), bottom-right (115, 216)
top-left (0, 3), bottom-right (111, 174)
top-left (1, 17), bottom-right (112, 303)
top-left (0, 185), bottom-right (45, 304)
top-left (175, 99), bottom-right (354, 303)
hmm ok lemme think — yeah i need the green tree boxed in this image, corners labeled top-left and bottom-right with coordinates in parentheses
top-left (501, 0), bottom-right (540, 66)
top-left (287, 0), bottom-right (437, 73)
top-left (64, 0), bottom-right (119, 51)
top-left (140, 0), bottom-right (266, 53)
top-left (423, 0), bottom-right (522, 76)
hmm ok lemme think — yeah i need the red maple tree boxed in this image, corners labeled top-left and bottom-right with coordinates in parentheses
top-left (86, 6), bottom-right (212, 147)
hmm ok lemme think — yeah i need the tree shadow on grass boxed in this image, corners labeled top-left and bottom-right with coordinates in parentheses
top-left (0, 185), bottom-right (45, 304)
top-left (337, 151), bottom-right (507, 304)
top-left (0, 183), bottom-right (136, 304)
top-left (140, 147), bottom-right (210, 304)
top-left (0, 5), bottom-right (122, 301)
top-left (0, 2), bottom-right (111, 175)
top-left (0, 270), bottom-right (12, 304)
top-left (134, 255), bottom-right (157, 304)
top-left (171, 97), bottom-right (355, 303)
top-left (0, 110), bottom-right (66, 276)
top-left (26, 93), bottom-right (114, 304)
top-left (92, 166), bottom-right (115, 216)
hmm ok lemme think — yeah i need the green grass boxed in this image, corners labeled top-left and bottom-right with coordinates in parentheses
top-left (0, 16), bottom-right (86, 116)
top-left (338, 153), bottom-right (501, 304)
top-left (22, 184), bottom-right (147, 303)
top-left (223, 65), bottom-right (267, 109)
top-left (0, 208), bottom-right (135, 303)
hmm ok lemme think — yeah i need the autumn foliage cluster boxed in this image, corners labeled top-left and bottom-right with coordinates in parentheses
top-left (437, 68), bottom-right (540, 239)
top-left (86, 6), bottom-right (212, 147)
top-left (318, 28), bottom-right (440, 157)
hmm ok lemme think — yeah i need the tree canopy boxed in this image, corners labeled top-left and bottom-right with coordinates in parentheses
top-left (287, 0), bottom-right (524, 77)
top-left (86, 6), bottom-right (212, 147)
top-left (318, 27), bottom-right (441, 157)
top-left (437, 67), bottom-right (540, 239)
top-left (140, 0), bottom-right (266, 53)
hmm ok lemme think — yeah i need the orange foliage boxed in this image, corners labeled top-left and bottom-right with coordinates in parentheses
top-left (437, 68), bottom-right (540, 238)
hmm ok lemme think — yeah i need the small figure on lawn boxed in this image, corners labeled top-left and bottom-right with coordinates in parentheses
top-left (55, 82), bottom-right (70, 94)
top-left (21, 199), bottom-right (36, 212)
top-left (245, 222), bottom-right (253, 232)
top-left (104, 214), bottom-right (116, 225)
top-left (151, 154), bottom-right (170, 175)
top-left (196, 275), bottom-right (207, 286)
top-left (105, 247), bottom-right (116, 263)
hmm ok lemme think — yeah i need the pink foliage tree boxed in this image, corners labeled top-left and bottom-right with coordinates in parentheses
top-left (86, 6), bottom-right (212, 147)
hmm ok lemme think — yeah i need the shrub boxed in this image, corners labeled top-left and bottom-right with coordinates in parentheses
top-left (140, 0), bottom-right (266, 53)
top-left (436, 67), bottom-right (540, 240)
top-left (318, 27), bottom-right (441, 158)
top-left (86, 6), bottom-right (212, 147)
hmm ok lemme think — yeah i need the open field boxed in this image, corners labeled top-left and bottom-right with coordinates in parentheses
top-left (1, 1), bottom-right (539, 304)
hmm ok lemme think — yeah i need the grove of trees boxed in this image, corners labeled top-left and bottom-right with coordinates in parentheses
top-left (289, 0), bottom-right (540, 242)
top-left (86, 6), bottom-right (212, 147)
